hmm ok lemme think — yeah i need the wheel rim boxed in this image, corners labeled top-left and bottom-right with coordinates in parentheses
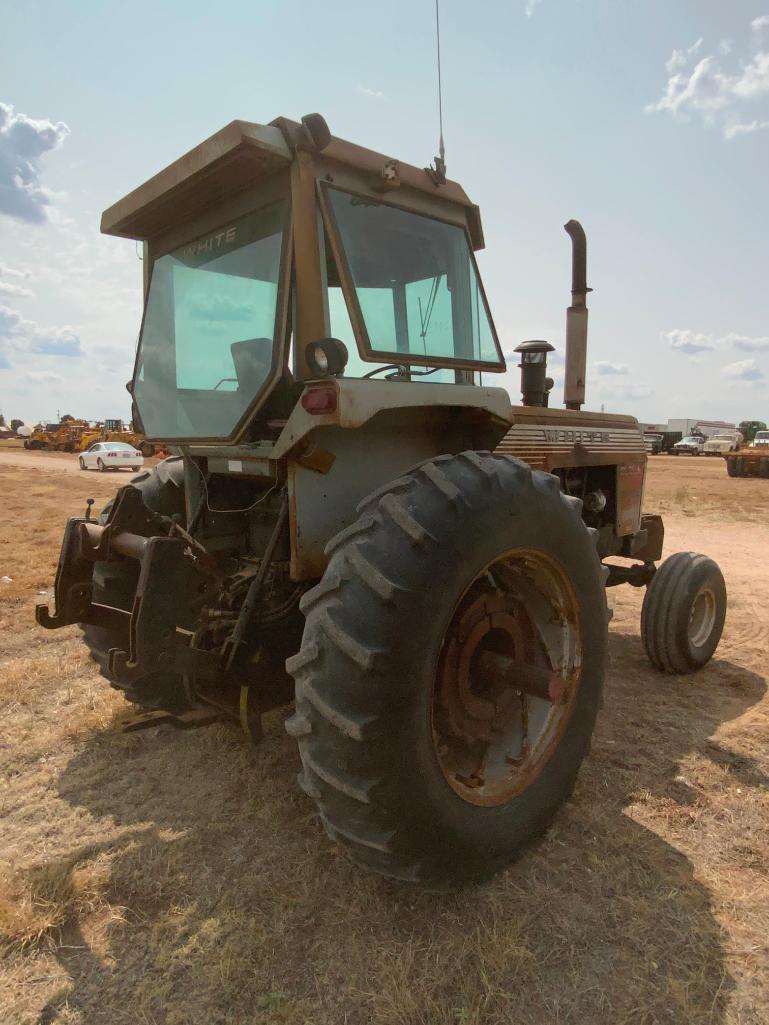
top-left (432, 548), bottom-right (582, 807)
top-left (688, 587), bottom-right (717, 647)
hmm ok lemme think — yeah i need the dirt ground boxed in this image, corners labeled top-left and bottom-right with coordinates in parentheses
top-left (0, 449), bottom-right (160, 476)
top-left (1, 454), bottom-right (767, 1025)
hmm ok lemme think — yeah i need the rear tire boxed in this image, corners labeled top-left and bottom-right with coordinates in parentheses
top-left (97, 458), bottom-right (107, 472)
top-left (285, 452), bottom-right (607, 886)
top-left (641, 553), bottom-right (726, 674)
top-left (760, 458), bottom-right (769, 479)
top-left (81, 457), bottom-right (191, 712)
top-left (726, 458), bottom-right (739, 478)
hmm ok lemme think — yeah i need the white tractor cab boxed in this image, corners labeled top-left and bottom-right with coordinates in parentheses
top-left (703, 431), bottom-right (743, 456)
top-left (672, 435), bottom-right (705, 456)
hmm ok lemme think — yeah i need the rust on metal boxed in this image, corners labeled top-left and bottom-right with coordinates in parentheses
top-left (432, 549), bottom-right (582, 808)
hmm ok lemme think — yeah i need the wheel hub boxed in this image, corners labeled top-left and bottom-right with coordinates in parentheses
top-left (433, 550), bottom-right (581, 806)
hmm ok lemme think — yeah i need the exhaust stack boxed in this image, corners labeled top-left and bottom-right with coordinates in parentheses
top-left (563, 219), bottom-right (591, 410)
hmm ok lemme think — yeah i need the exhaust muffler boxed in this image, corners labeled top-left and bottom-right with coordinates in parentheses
top-left (563, 219), bottom-right (591, 410)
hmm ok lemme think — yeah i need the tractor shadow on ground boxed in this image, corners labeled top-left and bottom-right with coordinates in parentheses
top-left (43, 631), bottom-right (767, 1025)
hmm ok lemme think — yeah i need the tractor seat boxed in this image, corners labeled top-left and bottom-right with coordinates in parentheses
top-left (230, 338), bottom-right (273, 392)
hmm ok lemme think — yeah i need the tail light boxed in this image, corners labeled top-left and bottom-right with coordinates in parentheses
top-left (301, 385), bottom-right (337, 415)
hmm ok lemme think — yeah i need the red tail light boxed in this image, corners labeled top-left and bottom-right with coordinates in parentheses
top-left (301, 385), bottom-right (337, 415)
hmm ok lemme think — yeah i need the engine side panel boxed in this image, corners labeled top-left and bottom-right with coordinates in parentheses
top-left (497, 409), bottom-right (646, 537)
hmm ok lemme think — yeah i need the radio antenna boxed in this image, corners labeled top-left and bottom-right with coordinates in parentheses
top-left (429, 0), bottom-right (447, 185)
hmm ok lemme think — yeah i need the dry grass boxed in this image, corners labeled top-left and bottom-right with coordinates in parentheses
top-left (1, 455), bottom-right (768, 1024)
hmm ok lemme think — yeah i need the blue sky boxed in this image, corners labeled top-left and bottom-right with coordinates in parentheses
top-left (1, 0), bottom-right (768, 427)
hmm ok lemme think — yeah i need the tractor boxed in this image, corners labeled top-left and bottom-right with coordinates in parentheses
top-left (37, 114), bottom-right (727, 885)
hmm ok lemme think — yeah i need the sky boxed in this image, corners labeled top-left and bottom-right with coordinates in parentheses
top-left (1, 0), bottom-right (768, 428)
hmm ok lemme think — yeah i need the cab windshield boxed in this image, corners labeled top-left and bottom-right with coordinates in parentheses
top-left (134, 202), bottom-right (286, 439)
top-left (323, 186), bottom-right (503, 371)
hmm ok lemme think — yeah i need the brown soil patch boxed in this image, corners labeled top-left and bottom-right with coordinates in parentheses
top-left (1, 456), bottom-right (767, 1024)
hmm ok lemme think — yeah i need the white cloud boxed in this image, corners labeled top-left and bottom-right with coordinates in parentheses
top-left (646, 21), bottom-right (769, 138)
top-left (525, 0), bottom-right (542, 16)
top-left (751, 15), bottom-right (769, 33)
top-left (722, 358), bottom-right (763, 382)
top-left (723, 118), bottom-right (769, 138)
top-left (596, 382), bottom-right (653, 401)
top-left (594, 360), bottom-right (629, 376)
top-left (0, 101), bottom-right (70, 223)
top-left (723, 332), bottom-right (769, 352)
top-left (646, 56), bottom-right (732, 119)
top-left (21, 370), bottom-right (64, 386)
top-left (0, 302), bottom-right (83, 364)
top-left (359, 86), bottom-right (385, 99)
top-left (664, 328), bottom-right (769, 355)
top-left (663, 328), bottom-right (714, 354)
top-left (0, 262), bottom-right (30, 279)
top-left (0, 280), bottom-right (33, 298)
top-left (666, 37), bottom-right (703, 74)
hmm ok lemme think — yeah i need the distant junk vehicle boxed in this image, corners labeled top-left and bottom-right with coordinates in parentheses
top-left (703, 431), bottom-right (743, 456)
top-left (738, 420), bottom-right (767, 444)
top-left (643, 432), bottom-right (664, 455)
top-left (726, 430), bottom-right (769, 478)
top-left (37, 113), bottom-right (727, 885)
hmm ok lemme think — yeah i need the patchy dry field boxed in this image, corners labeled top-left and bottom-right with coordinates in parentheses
top-left (1, 453), bottom-right (768, 1025)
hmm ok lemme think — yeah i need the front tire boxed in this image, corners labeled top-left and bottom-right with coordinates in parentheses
top-left (641, 552), bottom-right (726, 674)
top-left (285, 452), bottom-right (607, 886)
top-left (79, 457), bottom-right (86, 470)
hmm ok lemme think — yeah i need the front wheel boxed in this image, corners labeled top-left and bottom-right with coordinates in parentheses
top-left (285, 452), bottom-right (607, 886)
top-left (79, 457), bottom-right (86, 471)
top-left (641, 553), bottom-right (726, 674)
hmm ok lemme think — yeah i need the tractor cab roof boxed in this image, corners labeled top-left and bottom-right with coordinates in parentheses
top-left (100, 116), bottom-right (484, 249)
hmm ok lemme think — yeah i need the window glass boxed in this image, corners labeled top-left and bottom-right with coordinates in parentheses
top-left (325, 188), bottom-right (502, 368)
top-left (327, 287), bottom-right (454, 382)
top-left (134, 203), bottom-right (286, 439)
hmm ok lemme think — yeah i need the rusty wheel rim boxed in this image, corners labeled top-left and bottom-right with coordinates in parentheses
top-left (432, 548), bottom-right (582, 807)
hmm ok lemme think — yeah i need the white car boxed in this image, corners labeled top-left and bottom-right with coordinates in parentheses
top-left (672, 435), bottom-right (705, 456)
top-left (79, 441), bottom-right (144, 472)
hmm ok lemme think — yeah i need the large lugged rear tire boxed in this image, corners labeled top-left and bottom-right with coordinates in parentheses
top-left (81, 457), bottom-right (191, 712)
top-left (641, 552), bottom-right (726, 674)
top-left (285, 452), bottom-right (607, 886)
